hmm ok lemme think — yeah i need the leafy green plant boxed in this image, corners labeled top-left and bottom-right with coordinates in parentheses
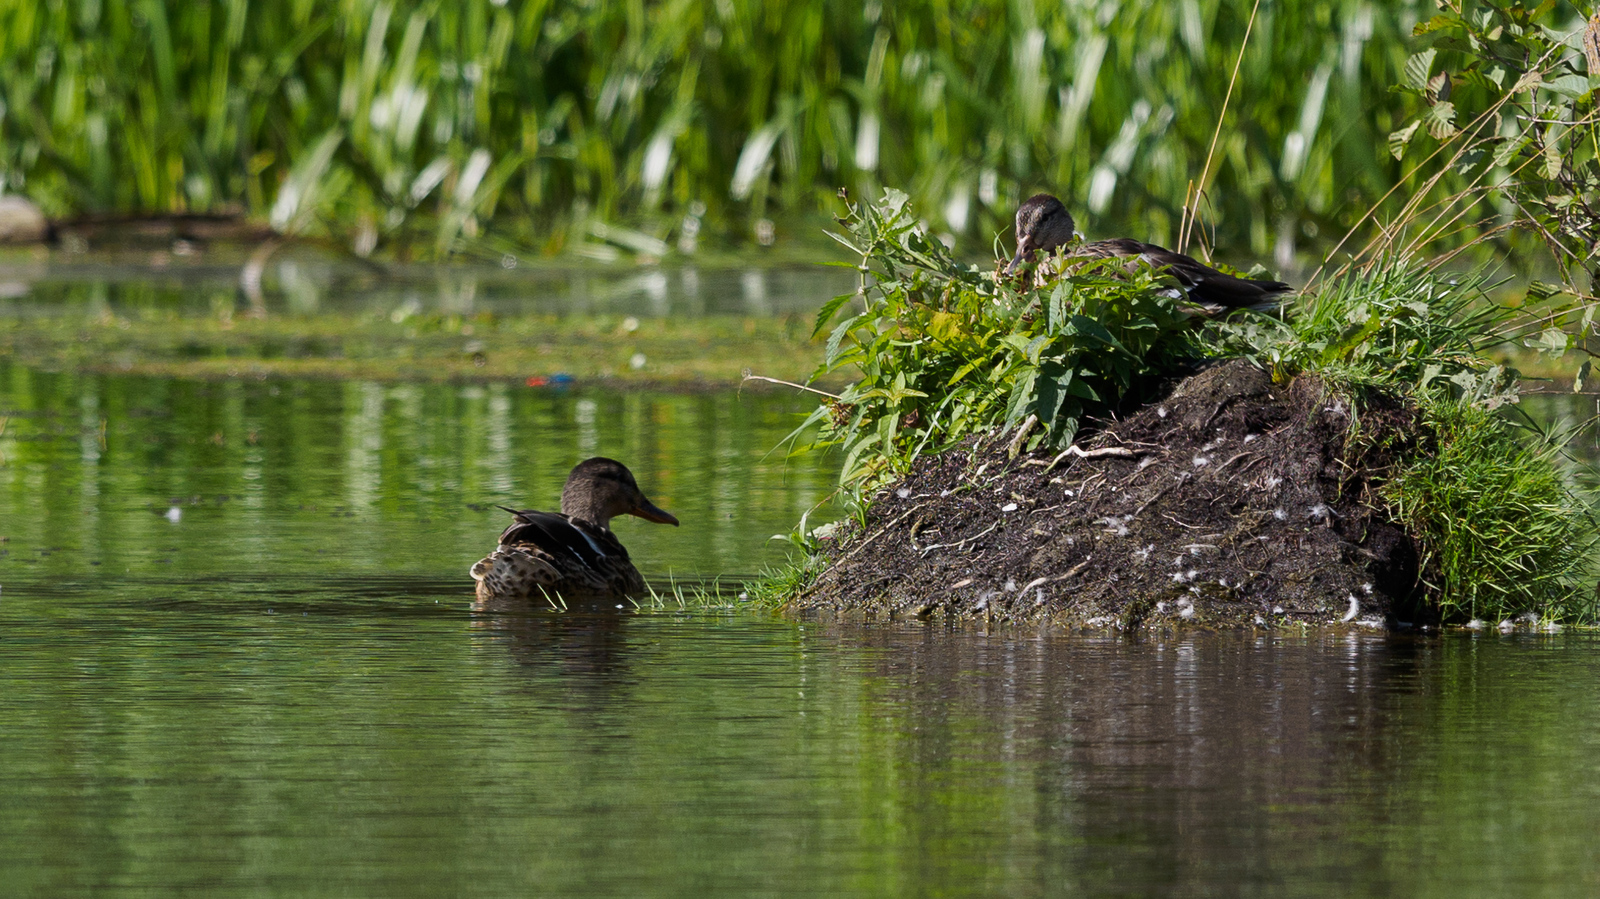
top-left (800, 189), bottom-right (1217, 488)
top-left (738, 556), bottom-right (830, 608)
top-left (1214, 257), bottom-right (1596, 621)
top-left (1376, 2), bottom-right (1600, 288)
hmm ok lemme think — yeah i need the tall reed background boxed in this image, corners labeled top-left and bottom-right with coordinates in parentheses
top-left (0, 0), bottom-right (1558, 264)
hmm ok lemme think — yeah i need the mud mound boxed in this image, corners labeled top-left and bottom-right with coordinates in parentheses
top-left (795, 360), bottom-right (1425, 629)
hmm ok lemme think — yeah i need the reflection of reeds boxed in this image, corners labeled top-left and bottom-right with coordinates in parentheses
top-left (1, 0), bottom-right (1428, 261)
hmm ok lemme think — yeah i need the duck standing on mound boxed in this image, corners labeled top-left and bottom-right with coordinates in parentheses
top-left (471, 457), bottom-right (679, 600)
top-left (1004, 193), bottom-right (1292, 312)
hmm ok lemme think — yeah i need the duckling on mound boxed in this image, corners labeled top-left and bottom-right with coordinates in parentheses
top-left (471, 457), bottom-right (679, 600)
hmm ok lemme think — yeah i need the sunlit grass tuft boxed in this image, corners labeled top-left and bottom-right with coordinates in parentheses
top-left (1388, 397), bottom-right (1597, 623)
top-left (640, 576), bottom-right (775, 611)
top-left (739, 555), bottom-right (829, 609)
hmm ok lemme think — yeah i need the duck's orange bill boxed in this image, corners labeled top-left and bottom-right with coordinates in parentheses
top-left (631, 499), bottom-right (680, 526)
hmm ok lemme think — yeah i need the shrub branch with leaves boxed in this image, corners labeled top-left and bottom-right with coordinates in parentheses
top-left (1385, 2), bottom-right (1600, 288)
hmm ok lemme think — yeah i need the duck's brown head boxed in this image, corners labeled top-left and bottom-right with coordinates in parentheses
top-left (560, 457), bottom-right (680, 530)
top-left (1005, 193), bottom-right (1077, 275)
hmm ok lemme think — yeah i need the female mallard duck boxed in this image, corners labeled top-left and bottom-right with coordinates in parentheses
top-left (1004, 193), bottom-right (1292, 312)
top-left (470, 457), bottom-right (679, 600)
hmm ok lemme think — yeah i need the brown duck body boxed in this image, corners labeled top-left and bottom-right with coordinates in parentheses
top-left (472, 509), bottom-right (647, 598)
top-left (1006, 193), bottom-right (1292, 312)
top-left (470, 457), bottom-right (678, 601)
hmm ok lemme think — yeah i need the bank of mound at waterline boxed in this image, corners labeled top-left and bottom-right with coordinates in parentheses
top-left (794, 361), bottom-right (1421, 628)
top-left (767, 192), bottom-right (1595, 629)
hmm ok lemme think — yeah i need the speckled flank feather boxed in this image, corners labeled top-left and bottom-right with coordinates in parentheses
top-left (469, 457), bottom-right (678, 601)
top-left (471, 536), bottom-right (643, 600)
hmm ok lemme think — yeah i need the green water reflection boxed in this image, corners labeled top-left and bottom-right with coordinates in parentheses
top-left (0, 360), bottom-right (836, 583)
top-left (5, 363), bottom-right (1600, 896)
top-left (4, 585), bottom-right (1600, 896)
top-left (0, 258), bottom-right (853, 318)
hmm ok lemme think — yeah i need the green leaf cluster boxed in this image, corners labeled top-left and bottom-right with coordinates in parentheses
top-left (1387, 2), bottom-right (1600, 284)
top-left (802, 190), bottom-right (1208, 488)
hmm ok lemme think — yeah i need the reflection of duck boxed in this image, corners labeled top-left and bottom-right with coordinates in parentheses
top-left (470, 457), bottom-right (679, 600)
top-left (471, 596), bottom-right (637, 693)
top-left (1005, 193), bottom-right (1292, 312)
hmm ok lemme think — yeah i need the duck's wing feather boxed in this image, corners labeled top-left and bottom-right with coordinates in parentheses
top-left (493, 506), bottom-right (629, 566)
top-left (1075, 239), bottom-right (1292, 311)
top-left (1074, 238), bottom-right (1148, 259)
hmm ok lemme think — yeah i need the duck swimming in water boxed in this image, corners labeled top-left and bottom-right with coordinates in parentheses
top-left (470, 457), bottom-right (679, 600)
top-left (1005, 193), bottom-right (1292, 312)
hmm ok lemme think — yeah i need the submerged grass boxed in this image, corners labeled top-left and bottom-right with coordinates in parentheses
top-left (739, 555), bottom-right (829, 610)
top-left (640, 578), bottom-right (751, 611)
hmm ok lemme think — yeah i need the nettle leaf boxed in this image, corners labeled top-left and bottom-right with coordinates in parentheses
top-left (1575, 359), bottom-right (1591, 393)
top-left (1420, 363), bottom-right (1443, 390)
top-left (924, 311), bottom-right (965, 343)
top-left (813, 291), bottom-right (857, 338)
top-left (1544, 22), bottom-right (1588, 51)
top-left (1543, 140), bottom-right (1563, 179)
top-left (945, 358), bottom-right (981, 387)
top-left (1524, 326), bottom-right (1571, 354)
top-left (1454, 147), bottom-right (1486, 176)
top-left (1005, 368), bottom-right (1040, 424)
top-left (1048, 282), bottom-right (1073, 331)
top-left (1000, 333), bottom-right (1036, 358)
top-left (1065, 314), bottom-right (1127, 354)
top-left (824, 316), bottom-right (856, 364)
top-left (1032, 363), bottom-right (1072, 433)
top-left (1405, 49), bottom-right (1437, 89)
top-left (1492, 136), bottom-right (1527, 167)
top-left (1389, 120), bottom-right (1422, 160)
top-left (1545, 74), bottom-right (1592, 99)
top-left (1424, 101), bottom-right (1457, 139)
top-left (1413, 14), bottom-right (1455, 36)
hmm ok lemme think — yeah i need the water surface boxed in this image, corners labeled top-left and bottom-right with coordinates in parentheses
top-left (4, 265), bottom-right (1600, 895)
top-left (0, 360), bottom-right (832, 583)
top-left (4, 590), bottom-right (1600, 897)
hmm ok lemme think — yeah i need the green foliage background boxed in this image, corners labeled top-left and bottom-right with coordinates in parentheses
top-left (0, 0), bottom-right (1449, 259)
